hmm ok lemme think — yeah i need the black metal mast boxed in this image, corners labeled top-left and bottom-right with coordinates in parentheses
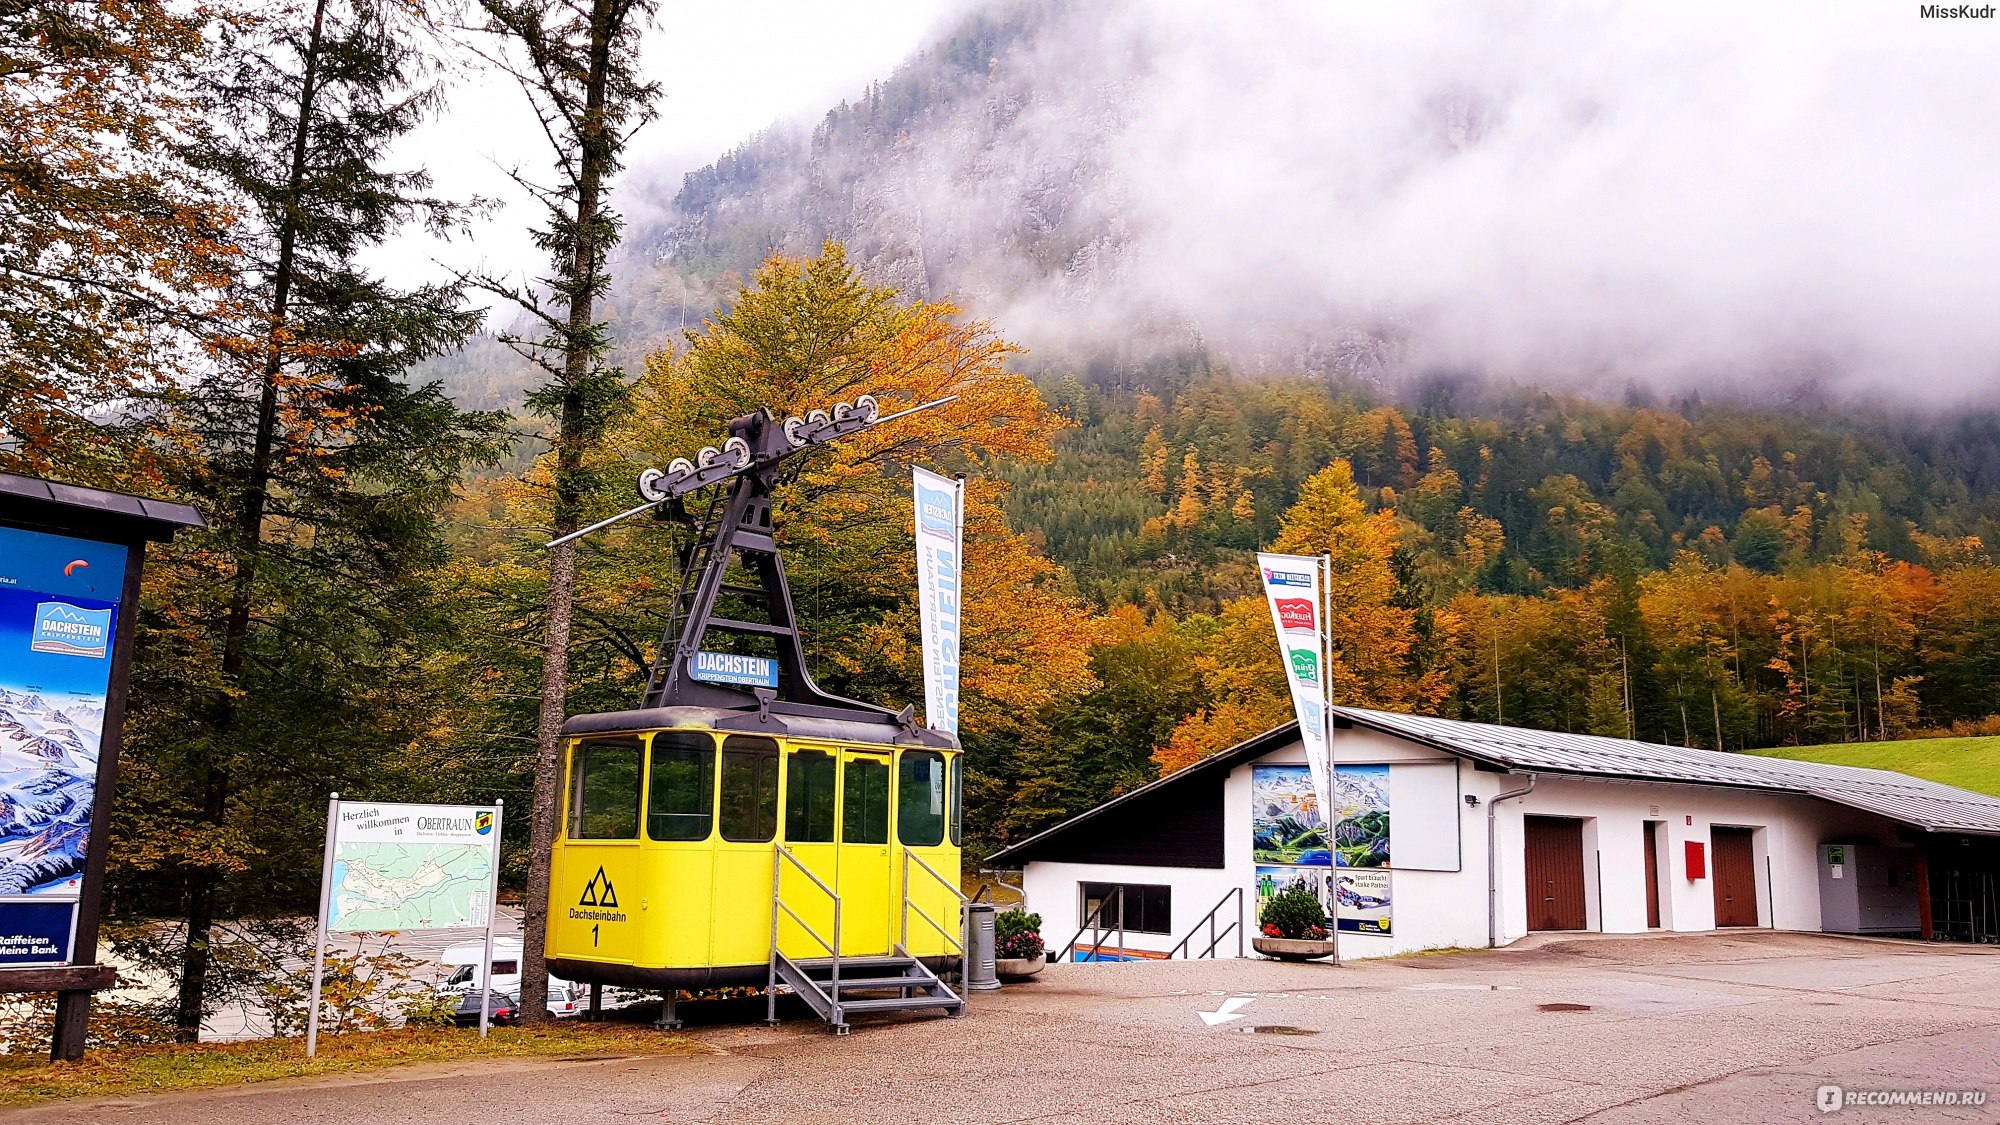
top-left (550, 394), bottom-right (955, 724)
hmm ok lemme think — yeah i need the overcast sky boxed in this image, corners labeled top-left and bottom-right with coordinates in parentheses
top-left (372, 0), bottom-right (959, 300)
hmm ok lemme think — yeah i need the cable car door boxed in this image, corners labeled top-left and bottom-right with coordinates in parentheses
top-left (780, 746), bottom-right (840, 960)
top-left (839, 748), bottom-right (894, 956)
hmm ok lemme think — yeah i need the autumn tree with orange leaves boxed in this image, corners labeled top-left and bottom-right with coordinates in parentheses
top-left (0, 1), bottom-right (234, 479)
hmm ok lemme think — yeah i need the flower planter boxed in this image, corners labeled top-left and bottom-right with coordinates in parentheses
top-left (995, 956), bottom-right (1045, 979)
top-left (1252, 936), bottom-right (1338, 962)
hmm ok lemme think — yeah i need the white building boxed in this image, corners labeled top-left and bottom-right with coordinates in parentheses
top-left (989, 708), bottom-right (2000, 960)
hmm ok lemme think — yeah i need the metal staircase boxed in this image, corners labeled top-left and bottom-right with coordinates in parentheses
top-left (771, 954), bottom-right (964, 1036)
top-left (767, 844), bottom-right (966, 1035)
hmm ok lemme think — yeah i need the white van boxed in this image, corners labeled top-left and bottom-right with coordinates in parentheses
top-left (439, 937), bottom-right (591, 1017)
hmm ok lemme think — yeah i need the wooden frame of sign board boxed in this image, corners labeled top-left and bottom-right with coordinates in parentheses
top-left (0, 474), bottom-right (203, 1060)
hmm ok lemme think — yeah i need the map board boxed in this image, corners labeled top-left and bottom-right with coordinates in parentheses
top-left (309, 798), bottom-right (504, 1053)
top-left (325, 801), bottom-right (498, 931)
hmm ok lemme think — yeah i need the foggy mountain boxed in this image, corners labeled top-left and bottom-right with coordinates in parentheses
top-left (611, 0), bottom-right (2000, 401)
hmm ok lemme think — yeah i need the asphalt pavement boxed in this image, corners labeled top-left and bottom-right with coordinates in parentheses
top-left (10, 931), bottom-right (1999, 1124)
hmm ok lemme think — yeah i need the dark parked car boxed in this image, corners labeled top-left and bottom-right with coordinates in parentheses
top-left (450, 989), bottom-right (519, 1028)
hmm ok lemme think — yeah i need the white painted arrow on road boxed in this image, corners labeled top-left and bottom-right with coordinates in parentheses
top-left (1198, 996), bottom-right (1254, 1026)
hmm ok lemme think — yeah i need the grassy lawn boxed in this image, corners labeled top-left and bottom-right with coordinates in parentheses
top-left (1746, 736), bottom-right (2000, 797)
top-left (0, 1023), bottom-right (705, 1107)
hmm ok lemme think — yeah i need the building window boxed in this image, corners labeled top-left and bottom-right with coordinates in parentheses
top-left (647, 733), bottom-right (715, 841)
top-left (1078, 882), bottom-right (1172, 935)
top-left (568, 739), bottom-right (642, 839)
top-left (719, 736), bottom-right (780, 842)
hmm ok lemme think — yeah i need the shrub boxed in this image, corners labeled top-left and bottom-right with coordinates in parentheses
top-left (1259, 886), bottom-right (1329, 941)
top-left (994, 908), bottom-right (1045, 959)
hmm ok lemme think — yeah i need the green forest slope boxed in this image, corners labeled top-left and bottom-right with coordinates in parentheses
top-left (1747, 738), bottom-right (2000, 798)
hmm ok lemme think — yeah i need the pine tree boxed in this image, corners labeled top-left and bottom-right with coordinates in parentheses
top-left (139, 0), bottom-right (504, 1040)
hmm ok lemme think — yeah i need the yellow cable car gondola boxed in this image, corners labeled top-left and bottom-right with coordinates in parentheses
top-left (545, 397), bottom-right (969, 1033)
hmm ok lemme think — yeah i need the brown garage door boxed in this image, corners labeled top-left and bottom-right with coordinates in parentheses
top-left (1525, 816), bottom-right (1588, 931)
top-left (1712, 826), bottom-right (1759, 927)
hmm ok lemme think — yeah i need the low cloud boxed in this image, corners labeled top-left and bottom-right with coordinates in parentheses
top-left (641, 1), bottom-right (2000, 402)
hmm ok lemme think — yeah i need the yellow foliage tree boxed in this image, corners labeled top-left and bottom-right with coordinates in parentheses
top-left (1155, 459), bottom-right (1444, 773)
top-left (601, 243), bottom-right (1098, 735)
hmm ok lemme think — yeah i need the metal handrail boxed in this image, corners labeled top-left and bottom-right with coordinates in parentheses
top-left (900, 850), bottom-right (970, 1003)
top-left (769, 844), bottom-right (842, 1025)
top-left (1057, 885), bottom-right (1126, 963)
top-left (1169, 887), bottom-right (1244, 960)
top-left (901, 850), bottom-right (970, 954)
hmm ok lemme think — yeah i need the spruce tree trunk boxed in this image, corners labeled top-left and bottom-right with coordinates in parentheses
top-left (173, 0), bottom-right (330, 1041)
top-left (518, 1), bottom-right (615, 1027)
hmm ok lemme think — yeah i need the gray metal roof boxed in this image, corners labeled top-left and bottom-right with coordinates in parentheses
top-left (0, 472), bottom-right (204, 540)
top-left (563, 703), bottom-right (956, 749)
top-left (1336, 706), bottom-right (2000, 836)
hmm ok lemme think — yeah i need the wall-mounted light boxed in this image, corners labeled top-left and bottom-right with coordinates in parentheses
top-left (1464, 794), bottom-right (1480, 808)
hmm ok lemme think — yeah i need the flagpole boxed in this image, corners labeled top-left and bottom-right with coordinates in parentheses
top-left (1321, 552), bottom-right (1340, 968)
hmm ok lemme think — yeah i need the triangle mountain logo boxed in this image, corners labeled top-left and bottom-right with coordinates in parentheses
top-left (580, 866), bottom-right (619, 909)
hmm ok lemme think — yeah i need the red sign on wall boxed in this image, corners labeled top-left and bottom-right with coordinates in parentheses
top-left (1684, 840), bottom-right (1707, 880)
top-left (1274, 597), bottom-right (1316, 632)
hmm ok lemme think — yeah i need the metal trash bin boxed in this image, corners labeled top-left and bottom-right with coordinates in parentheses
top-left (965, 902), bottom-right (1000, 991)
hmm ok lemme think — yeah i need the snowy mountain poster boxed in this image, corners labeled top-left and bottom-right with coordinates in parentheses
top-left (0, 526), bottom-right (127, 899)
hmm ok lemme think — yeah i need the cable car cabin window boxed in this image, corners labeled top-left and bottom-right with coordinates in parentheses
top-left (719, 737), bottom-right (780, 842)
top-left (569, 739), bottom-right (642, 839)
top-left (1079, 882), bottom-right (1172, 935)
top-left (785, 749), bottom-right (837, 843)
top-left (948, 754), bottom-right (963, 847)
top-left (898, 751), bottom-right (946, 847)
top-left (646, 733), bottom-right (715, 841)
top-left (843, 755), bottom-right (890, 844)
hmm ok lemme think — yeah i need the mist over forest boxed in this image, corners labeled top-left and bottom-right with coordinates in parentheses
top-left (570, 0), bottom-right (2000, 406)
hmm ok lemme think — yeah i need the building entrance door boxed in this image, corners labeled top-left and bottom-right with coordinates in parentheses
top-left (1712, 826), bottom-right (1759, 927)
top-left (1643, 822), bottom-right (1663, 928)
top-left (1525, 816), bottom-right (1588, 931)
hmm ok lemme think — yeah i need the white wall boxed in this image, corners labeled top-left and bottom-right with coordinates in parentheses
top-left (1021, 728), bottom-right (1916, 961)
top-left (1021, 860), bottom-right (1245, 958)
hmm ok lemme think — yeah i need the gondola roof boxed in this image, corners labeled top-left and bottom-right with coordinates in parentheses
top-left (563, 703), bottom-right (957, 749)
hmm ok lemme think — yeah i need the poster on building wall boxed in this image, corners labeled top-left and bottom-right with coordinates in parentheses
top-left (1252, 765), bottom-right (1329, 865)
top-left (1331, 764), bottom-right (1391, 868)
top-left (1256, 864), bottom-right (1329, 909)
top-left (1335, 868), bottom-right (1392, 935)
top-left (0, 526), bottom-right (127, 902)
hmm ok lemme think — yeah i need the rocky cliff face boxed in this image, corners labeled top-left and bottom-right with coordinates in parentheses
top-left (617, 1), bottom-right (1242, 375)
top-left (608, 2), bottom-right (2000, 404)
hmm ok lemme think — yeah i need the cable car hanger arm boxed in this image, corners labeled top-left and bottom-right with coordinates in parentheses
top-left (544, 393), bottom-right (958, 548)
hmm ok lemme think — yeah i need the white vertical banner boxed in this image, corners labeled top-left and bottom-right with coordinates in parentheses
top-left (914, 466), bottom-right (965, 734)
top-left (1257, 552), bottom-right (1334, 852)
